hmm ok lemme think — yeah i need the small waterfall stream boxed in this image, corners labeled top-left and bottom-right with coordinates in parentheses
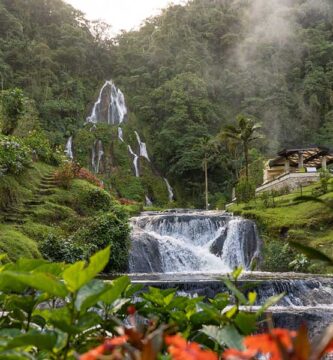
top-left (128, 145), bottom-right (139, 177)
top-left (64, 136), bottom-right (73, 159)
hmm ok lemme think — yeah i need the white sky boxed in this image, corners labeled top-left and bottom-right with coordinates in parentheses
top-left (65, 0), bottom-right (186, 35)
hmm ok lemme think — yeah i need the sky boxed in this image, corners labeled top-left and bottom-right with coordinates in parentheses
top-left (65, 0), bottom-right (186, 35)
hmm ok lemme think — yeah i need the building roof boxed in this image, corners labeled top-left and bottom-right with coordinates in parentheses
top-left (269, 146), bottom-right (333, 168)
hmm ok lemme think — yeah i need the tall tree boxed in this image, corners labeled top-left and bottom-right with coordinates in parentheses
top-left (220, 115), bottom-right (262, 181)
top-left (1, 88), bottom-right (24, 135)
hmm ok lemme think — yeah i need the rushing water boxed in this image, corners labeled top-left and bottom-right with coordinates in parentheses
top-left (86, 81), bottom-right (127, 125)
top-left (127, 210), bottom-right (333, 336)
top-left (129, 210), bottom-right (261, 273)
top-left (128, 145), bottom-right (140, 177)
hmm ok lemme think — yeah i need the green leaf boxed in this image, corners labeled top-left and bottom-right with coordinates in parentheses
top-left (100, 276), bottom-right (130, 305)
top-left (75, 279), bottom-right (108, 312)
top-left (223, 278), bottom-right (247, 305)
top-left (63, 246), bottom-right (110, 292)
top-left (288, 241), bottom-right (333, 264)
top-left (234, 312), bottom-right (257, 335)
top-left (0, 271), bottom-right (67, 298)
top-left (256, 293), bottom-right (285, 316)
top-left (201, 325), bottom-right (244, 350)
top-left (232, 267), bottom-right (243, 280)
top-left (248, 291), bottom-right (257, 305)
top-left (5, 330), bottom-right (57, 351)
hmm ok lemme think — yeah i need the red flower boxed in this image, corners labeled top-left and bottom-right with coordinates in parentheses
top-left (244, 328), bottom-right (296, 360)
top-left (165, 335), bottom-right (218, 360)
top-left (127, 305), bottom-right (136, 315)
top-left (223, 348), bottom-right (256, 360)
top-left (80, 336), bottom-right (128, 360)
top-left (80, 344), bottom-right (106, 360)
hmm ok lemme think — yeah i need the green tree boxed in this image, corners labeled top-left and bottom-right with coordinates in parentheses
top-left (1, 88), bottom-right (24, 135)
top-left (220, 115), bottom-right (262, 181)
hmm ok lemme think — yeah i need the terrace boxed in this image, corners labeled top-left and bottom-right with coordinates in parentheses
top-left (256, 146), bottom-right (333, 194)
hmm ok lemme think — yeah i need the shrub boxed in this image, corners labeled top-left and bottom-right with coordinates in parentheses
top-left (0, 135), bottom-right (32, 175)
top-left (76, 166), bottom-right (104, 187)
top-left (262, 240), bottom-right (296, 272)
top-left (75, 212), bottom-right (130, 272)
top-left (319, 169), bottom-right (331, 194)
top-left (24, 130), bottom-right (62, 165)
top-left (54, 161), bottom-right (75, 188)
top-left (39, 233), bottom-right (87, 263)
top-left (236, 178), bottom-right (256, 203)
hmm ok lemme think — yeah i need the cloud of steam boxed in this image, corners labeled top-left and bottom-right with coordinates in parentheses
top-left (231, 0), bottom-right (333, 153)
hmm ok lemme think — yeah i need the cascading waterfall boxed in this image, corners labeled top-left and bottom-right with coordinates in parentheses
top-left (128, 145), bottom-right (139, 177)
top-left (86, 81), bottom-right (127, 125)
top-left (164, 178), bottom-right (174, 202)
top-left (135, 131), bottom-right (150, 162)
top-left (128, 210), bottom-right (333, 337)
top-left (92, 140), bottom-right (104, 173)
top-left (145, 195), bottom-right (153, 206)
top-left (118, 127), bottom-right (124, 142)
top-left (64, 136), bottom-right (73, 159)
top-left (129, 210), bottom-right (261, 273)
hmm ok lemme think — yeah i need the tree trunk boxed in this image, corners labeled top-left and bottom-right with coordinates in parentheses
top-left (204, 156), bottom-right (208, 210)
top-left (244, 142), bottom-right (249, 181)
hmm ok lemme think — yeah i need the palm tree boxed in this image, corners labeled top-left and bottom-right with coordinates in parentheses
top-left (220, 114), bottom-right (262, 181)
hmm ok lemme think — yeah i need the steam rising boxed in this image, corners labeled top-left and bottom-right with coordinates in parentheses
top-left (229, 0), bottom-right (333, 153)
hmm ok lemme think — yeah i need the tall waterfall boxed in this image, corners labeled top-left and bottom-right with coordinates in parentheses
top-left (64, 136), bottom-right (73, 159)
top-left (135, 131), bottom-right (150, 161)
top-left (129, 210), bottom-right (261, 273)
top-left (86, 81), bottom-right (127, 125)
top-left (128, 145), bottom-right (139, 177)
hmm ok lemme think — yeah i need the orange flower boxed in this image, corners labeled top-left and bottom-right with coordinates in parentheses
top-left (244, 328), bottom-right (296, 360)
top-left (323, 339), bottom-right (333, 354)
top-left (80, 336), bottom-right (128, 360)
top-left (105, 335), bottom-right (128, 348)
top-left (80, 344), bottom-right (106, 360)
top-left (223, 348), bottom-right (256, 360)
top-left (165, 335), bottom-right (218, 360)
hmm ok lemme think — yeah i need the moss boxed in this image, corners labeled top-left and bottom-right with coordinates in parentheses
top-left (0, 225), bottom-right (41, 261)
top-left (31, 202), bottom-right (78, 224)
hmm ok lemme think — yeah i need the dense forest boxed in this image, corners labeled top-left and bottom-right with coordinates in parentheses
top-left (0, 0), bottom-right (332, 205)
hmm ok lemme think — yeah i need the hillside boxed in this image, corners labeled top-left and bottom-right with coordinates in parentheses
top-left (0, 159), bottom-right (132, 271)
top-left (229, 180), bottom-right (333, 273)
top-left (0, 0), bottom-right (332, 205)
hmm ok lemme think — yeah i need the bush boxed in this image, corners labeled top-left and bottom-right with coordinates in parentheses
top-left (76, 166), bottom-right (104, 187)
top-left (0, 135), bottom-right (32, 175)
top-left (39, 233), bottom-right (87, 263)
top-left (319, 169), bottom-right (331, 194)
top-left (236, 178), bottom-right (256, 203)
top-left (24, 130), bottom-right (62, 165)
top-left (262, 240), bottom-right (296, 272)
top-left (54, 161), bottom-right (75, 188)
top-left (75, 212), bottom-right (130, 272)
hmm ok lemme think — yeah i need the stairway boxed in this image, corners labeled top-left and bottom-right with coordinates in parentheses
top-left (0, 171), bottom-right (57, 225)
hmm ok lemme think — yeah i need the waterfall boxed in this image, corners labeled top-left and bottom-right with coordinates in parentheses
top-left (92, 140), bottom-right (104, 173)
top-left (64, 136), bottom-right (73, 159)
top-left (129, 210), bottom-right (261, 273)
top-left (118, 127), bottom-right (124, 142)
top-left (86, 81), bottom-right (127, 125)
top-left (128, 145), bottom-right (139, 177)
top-left (164, 178), bottom-right (174, 202)
top-left (145, 195), bottom-right (153, 206)
top-left (134, 131), bottom-right (150, 162)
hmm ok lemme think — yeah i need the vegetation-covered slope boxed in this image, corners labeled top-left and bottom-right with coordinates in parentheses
top-left (230, 180), bottom-right (333, 273)
top-left (1, 0), bottom-right (332, 205)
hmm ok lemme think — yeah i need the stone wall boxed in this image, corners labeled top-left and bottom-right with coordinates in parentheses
top-left (256, 172), bottom-right (320, 194)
